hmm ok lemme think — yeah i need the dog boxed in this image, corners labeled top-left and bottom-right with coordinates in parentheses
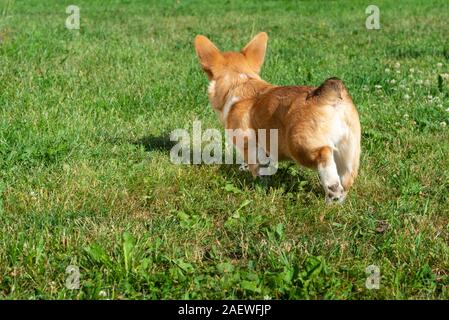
top-left (194, 32), bottom-right (361, 203)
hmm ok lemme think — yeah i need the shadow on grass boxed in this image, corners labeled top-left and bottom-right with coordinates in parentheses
top-left (133, 133), bottom-right (177, 152)
top-left (218, 162), bottom-right (323, 196)
top-left (133, 133), bottom-right (199, 165)
top-left (133, 134), bottom-right (323, 197)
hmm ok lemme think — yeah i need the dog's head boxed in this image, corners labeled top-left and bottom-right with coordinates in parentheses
top-left (194, 32), bottom-right (268, 112)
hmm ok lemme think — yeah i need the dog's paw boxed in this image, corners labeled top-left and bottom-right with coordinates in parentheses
top-left (325, 182), bottom-right (346, 204)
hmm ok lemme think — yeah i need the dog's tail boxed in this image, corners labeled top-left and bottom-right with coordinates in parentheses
top-left (307, 77), bottom-right (350, 106)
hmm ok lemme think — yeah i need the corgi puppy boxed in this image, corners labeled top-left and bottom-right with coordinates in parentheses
top-left (194, 32), bottom-right (361, 203)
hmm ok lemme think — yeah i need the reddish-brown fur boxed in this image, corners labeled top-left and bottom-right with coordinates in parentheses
top-left (194, 32), bottom-right (361, 203)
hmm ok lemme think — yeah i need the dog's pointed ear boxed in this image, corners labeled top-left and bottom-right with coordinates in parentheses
top-left (241, 32), bottom-right (268, 74)
top-left (194, 35), bottom-right (222, 79)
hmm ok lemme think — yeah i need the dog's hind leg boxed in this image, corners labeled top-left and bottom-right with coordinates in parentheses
top-left (334, 123), bottom-right (361, 192)
top-left (316, 146), bottom-right (346, 204)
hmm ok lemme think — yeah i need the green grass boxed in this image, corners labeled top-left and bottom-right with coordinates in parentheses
top-left (0, 0), bottom-right (448, 299)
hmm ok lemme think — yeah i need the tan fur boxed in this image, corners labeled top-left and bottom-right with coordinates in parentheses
top-left (194, 32), bottom-right (361, 203)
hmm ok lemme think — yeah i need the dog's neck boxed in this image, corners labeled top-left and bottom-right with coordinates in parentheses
top-left (209, 73), bottom-right (272, 124)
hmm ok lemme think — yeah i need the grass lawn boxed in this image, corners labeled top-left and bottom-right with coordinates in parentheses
top-left (0, 0), bottom-right (448, 299)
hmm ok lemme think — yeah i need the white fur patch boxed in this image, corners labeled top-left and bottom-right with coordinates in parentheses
top-left (208, 80), bottom-right (216, 96)
top-left (318, 160), bottom-right (345, 204)
top-left (318, 161), bottom-right (340, 188)
top-left (221, 96), bottom-right (240, 123)
top-left (329, 103), bottom-right (350, 150)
